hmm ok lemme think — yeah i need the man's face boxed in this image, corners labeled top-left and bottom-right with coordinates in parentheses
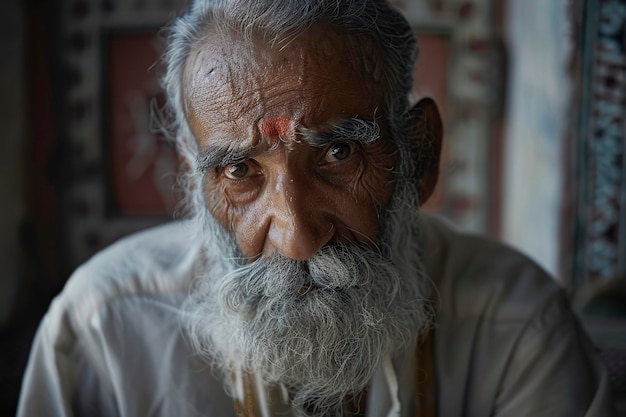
top-left (183, 25), bottom-right (396, 260)
top-left (181, 25), bottom-right (431, 416)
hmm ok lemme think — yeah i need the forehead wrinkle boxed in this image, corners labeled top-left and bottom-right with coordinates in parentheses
top-left (183, 44), bottom-right (228, 108)
top-left (185, 40), bottom-right (266, 125)
top-left (188, 79), bottom-right (264, 130)
top-left (220, 63), bottom-right (266, 123)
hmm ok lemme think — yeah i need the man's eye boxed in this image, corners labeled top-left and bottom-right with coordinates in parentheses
top-left (325, 142), bottom-right (353, 162)
top-left (224, 162), bottom-right (251, 179)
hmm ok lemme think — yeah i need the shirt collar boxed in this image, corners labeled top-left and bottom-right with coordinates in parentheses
top-left (233, 342), bottom-right (417, 417)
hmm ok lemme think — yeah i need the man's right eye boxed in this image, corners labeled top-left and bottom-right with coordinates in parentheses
top-left (224, 162), bottom-right (251, 179)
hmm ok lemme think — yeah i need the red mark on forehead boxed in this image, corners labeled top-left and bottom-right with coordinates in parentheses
top-left (259, 116), bottom-right (291, 137)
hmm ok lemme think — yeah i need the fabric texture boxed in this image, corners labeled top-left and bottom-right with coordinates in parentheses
top-left (17, 215), bottom-right (615, 416)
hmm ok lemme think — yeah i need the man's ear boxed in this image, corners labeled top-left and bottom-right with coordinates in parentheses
top-left (407, 97), bottom-right (443, 205)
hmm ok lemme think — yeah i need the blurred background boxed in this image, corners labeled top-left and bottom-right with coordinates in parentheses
top-left (1, 0), bottom-right (625, 414)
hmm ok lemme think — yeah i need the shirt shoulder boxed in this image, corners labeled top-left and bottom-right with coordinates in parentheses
top-left (54, 221), bottom-right (202, 338)
top-left (18, 221), bottom-right (236, 417)
top-left (420, 216), bottom-right (613, 416)
top-left (419, 214), bottom-right (562, 322)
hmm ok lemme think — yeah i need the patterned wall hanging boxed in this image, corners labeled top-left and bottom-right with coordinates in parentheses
top-left (58, 0), bottom-right (188, 270)
top-left (564, 0), bottom-right (626, 297)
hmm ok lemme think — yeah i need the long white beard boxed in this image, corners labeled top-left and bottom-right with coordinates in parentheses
top-left (181, 169), bottom-right (433, 417)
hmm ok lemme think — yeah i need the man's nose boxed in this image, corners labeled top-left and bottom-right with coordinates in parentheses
top-left (265, 174), bottom-right (334, 260)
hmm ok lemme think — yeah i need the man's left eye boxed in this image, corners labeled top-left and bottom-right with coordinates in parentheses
top-left (325, 142), bottom-right (353, 162)
top-left (224, 162), bottom-right (251, 179)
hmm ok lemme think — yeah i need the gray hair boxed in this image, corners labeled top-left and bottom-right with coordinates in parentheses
top-left (161, 0), bottom-right (420, 219)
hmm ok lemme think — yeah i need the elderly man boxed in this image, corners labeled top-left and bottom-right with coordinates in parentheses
top-left (18, 0), bottom-right (613, 416)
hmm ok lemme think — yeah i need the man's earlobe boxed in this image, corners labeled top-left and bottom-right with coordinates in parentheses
top-left (407, 97), bottom-right (443, 205)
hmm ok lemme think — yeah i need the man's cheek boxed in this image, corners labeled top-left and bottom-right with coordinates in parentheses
top-left (354, 147), bottom-right (395, 208)
top-left (201, 180), bottom-right (265, 258)
top-left (338, 156), bottom-right (395, 241)
top-left (352, 161), bottom-right (392, 201)
top-left (202, 180), bottom-right (239, 231)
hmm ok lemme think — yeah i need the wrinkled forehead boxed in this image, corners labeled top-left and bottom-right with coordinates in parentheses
top-left (181, 23), bottom-right (386, 116)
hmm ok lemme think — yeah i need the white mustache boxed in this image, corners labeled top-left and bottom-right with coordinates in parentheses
top-left (218, 243), bottom-right (392, 313)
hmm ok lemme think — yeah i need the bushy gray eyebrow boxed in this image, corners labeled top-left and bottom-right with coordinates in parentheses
top-left (196, 144), bottom-right (258, 173)
top-left (195, 117), bottom-right (380, 173)
top-left (299, 117), bottom-right (381, 147)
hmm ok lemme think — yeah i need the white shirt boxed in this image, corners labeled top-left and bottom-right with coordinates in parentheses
top-left (17, 216), bottom-right (615, 416)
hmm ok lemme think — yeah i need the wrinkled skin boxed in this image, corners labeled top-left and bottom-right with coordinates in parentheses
top-left (183, 25), bottom-right (398, 260)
